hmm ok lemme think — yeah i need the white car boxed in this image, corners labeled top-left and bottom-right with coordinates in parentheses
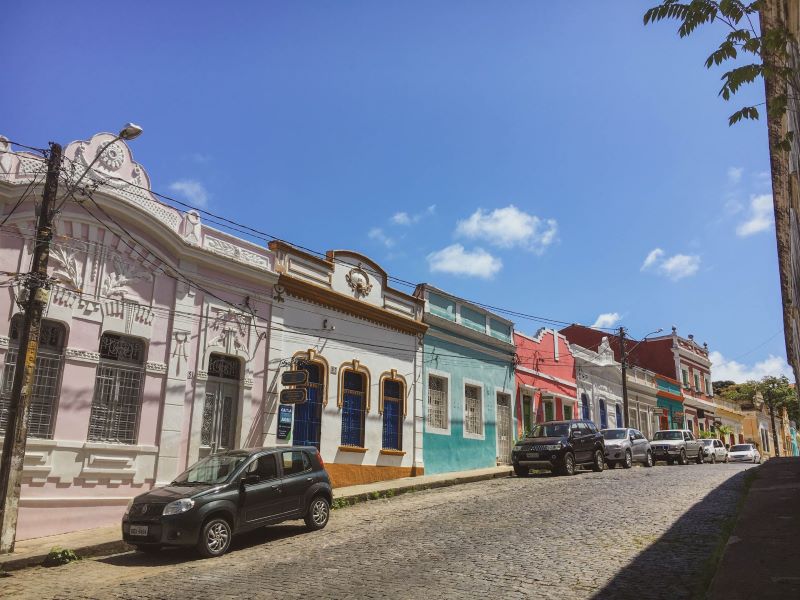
top-left (700, 439), bottom-right (728, 463)
top-left (728, 443), bottom-right (761, 463)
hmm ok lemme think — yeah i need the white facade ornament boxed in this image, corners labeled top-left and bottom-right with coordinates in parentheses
top-left (204, 236), bottom-right (270, 271)
top-left (207, 308), bottom-right (251, 359)
top-left (50, 246), bottom-right (84, 292)
top-left (346, 265), bottom-right (373, 298)
top-left (0, 335), bottom-right (9, 348)
top-left (172, 330), bottom-right (190, 371)
top-left (65, 348), bottom-right (101, 364)
top-left (97, 142), bottom-right (126, 171)
top-left (146, 361), bottom-right (168, 374)
top-left (181, 210), bottom-right (201, 245)
top-left (101, 255), bottom-right (153, 299)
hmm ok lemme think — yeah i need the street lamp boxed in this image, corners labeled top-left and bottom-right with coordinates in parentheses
top-left (70, 122), bottom-right (143, 192)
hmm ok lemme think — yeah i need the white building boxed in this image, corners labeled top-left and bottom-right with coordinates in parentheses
top-left (572, 338), bottom-right (625, 430)
top-left (625, 365), bottom-right (660, 438)
top-left (264, 242), bottom-right (427, 487)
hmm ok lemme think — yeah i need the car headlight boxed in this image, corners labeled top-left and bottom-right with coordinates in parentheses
top-left (163, 498), bottom-right (195, 516)
top-left (124, 498), bottom-right (134, 517)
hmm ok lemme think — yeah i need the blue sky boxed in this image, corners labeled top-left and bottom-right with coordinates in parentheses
top-left (2, 1), bottom-right (788, 382)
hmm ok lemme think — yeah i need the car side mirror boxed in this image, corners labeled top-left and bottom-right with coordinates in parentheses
top-left (571, 430), bottom-right (581, 438)
top-left (629, 435), bottom-right (636, 442)
top-left (241, 473), bottom-right (260, 487)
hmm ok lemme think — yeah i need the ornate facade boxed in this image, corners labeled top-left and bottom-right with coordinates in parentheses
top-left (0, 133), bottom-right (277, 539)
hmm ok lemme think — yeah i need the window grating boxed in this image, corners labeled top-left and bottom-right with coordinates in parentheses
top-left (464, 384), bottom-right (483, 436)
top-left (87, 334), bottom-right (145, 444)
top-left (0, 318), bottom-right (66, 439)
top-left (382, 379), bottom-right (403, 450)
top-left (427, 375), bottom-right (448, 430)
top-left (340, 370), bottom-right (366, 447)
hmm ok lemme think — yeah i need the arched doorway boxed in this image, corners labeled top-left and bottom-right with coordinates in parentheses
top-left (201, 353), bottom-right (241, 455)
top-left (599, 399), bottom-right (608, 429)
top-left (293, 360), bottom-right (324, 449)
top-left (581, 393), bottom-right (590, 420)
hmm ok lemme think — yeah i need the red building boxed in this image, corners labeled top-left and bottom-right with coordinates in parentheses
top-left (559, 325), bottom-right (716, 433)
top-left (514, 328), bottom-right (578, 435)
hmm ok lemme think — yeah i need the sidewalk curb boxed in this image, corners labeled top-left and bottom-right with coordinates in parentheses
top-left (0, 467), bottom-right (512, 574)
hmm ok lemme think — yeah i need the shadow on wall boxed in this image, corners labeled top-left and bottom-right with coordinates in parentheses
top-left (590, 468), bottom-right (752, 600)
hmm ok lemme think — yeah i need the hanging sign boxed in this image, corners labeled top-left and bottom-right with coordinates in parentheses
top-left (277, 405), bottom-right (293, 439)
top-left (280, 388), bottom-right (307, 404)
top-left (281, 370), bottom-right (309, 386)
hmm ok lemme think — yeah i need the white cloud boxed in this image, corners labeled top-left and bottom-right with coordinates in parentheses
top-left (368, 227), bottom-right (395, 248)
top-left (169, 179), bottom-right (209, 208)
top-left (641, 248), bottom-right (664, 271)
top-left (727, 166), bottom-right (743, 184)
top-left (592, 312), bottom-right (621, 329)
top-left (391, 205), bottom-right (436, 226)
top-left (736, 194), bottom-right (774, 237)
top-left (660, 254), bottom-right (701, 280)
top-left (427, 244), bottom-right (502, 279)
top-left (709, 350), bottom-right (792, 383)
top-left (641, 248), bottom-right (700, 281)
top-left (455, 205), bottom-right (558, 253)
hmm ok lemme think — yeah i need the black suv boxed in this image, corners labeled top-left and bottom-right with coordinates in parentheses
top-left (122, 447), bottom-right (332, 557)
top-left (512, 420), bottom-right (605, 476)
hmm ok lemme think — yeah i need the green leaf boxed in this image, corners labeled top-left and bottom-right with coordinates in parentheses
top-left (728, 105), bottom-right (759, 125)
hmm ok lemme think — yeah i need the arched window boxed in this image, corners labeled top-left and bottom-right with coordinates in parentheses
top-left (599, 399), bottom-right (608, 429)
top-left (340, 369), bottom-right (367, 447)
top-left (0, 315), bottom-right (66, 439)
top-left (87, 333), bottom-right (145, 444)
top-left (581, 393), bottom-right (590, 420)
top-left (615, 404), bottom-right (623, 428)
top-left (294, 360), bottom-right (325, 449)
top-left (380, 376), bottom-right (405, 451)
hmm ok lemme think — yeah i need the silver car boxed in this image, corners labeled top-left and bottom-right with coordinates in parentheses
top-left (728, 443), bottom-right (762, 463)
top-left (601, 428), bottom-right (653, 468)
top-left (700, 438), bottom-right (728, 464)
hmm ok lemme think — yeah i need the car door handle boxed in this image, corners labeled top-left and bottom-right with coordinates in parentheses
top-left (271, 485), bottom-right (282, 493)
top-left (306, 477), bottom-right (313, 482)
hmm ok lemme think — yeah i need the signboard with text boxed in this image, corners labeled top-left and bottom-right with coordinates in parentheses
top-left (277, 405), bottom-right (293, 439)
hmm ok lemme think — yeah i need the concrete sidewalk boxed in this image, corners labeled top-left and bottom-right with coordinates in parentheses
top-left (708, 457), bottom-right (800, 600)
top-left (0, 465), bottom-right (512, 573)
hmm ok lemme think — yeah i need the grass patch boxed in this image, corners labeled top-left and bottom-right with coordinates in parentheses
top-left (690, 468), bottom-right (758, 600)
top-left (42, 547), bottom-right (80, 567)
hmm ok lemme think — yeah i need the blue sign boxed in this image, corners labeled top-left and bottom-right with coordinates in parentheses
top-left (277, 405), bottom-right (293, 440)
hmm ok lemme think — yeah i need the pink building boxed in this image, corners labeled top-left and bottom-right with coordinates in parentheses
top-left (514, 328), bottom-right (578, 434)
top-left (0, 134), bottom-right (277, 540)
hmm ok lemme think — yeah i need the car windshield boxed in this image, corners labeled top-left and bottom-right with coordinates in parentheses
top-left (528, 423), bottom-right (570, 438)
top-left (701, 439), bottom-right (714, 445)
top-left (653, 431), bottom-right (683, 440)
top-left (730, 444), bottom-right (752, 452)
top-left (172, 453), bottom-right (249, 485)
top-left (602, 429), bottom-right (627, 440)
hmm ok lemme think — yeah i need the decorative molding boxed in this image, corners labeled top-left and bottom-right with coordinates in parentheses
top-left (244, 377), bottom-right (254, 389)
top-left (206, 307), bottom-right (251, 359)
top-left (345, 264), bottom-right (373, 298)
top-left (50, 245), bottom-right (84, 292)
top-left (204, 235), bottom-right (270, 271)
top-left (65, 348), bottom-right (101, 364)
top-left (0, 336), bottom-right (8, 349)
top-left (101, 255), bottom-right (153, 299)
top-left (337, 445), bottom-right (368, 453)
top-left (146, 361), bottom-right (168, 374)
top-left (171, 330), bottom-right (190, 372)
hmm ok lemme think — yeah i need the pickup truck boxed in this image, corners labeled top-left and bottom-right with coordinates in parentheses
top-left (650, 429), bottom-right (704, 465)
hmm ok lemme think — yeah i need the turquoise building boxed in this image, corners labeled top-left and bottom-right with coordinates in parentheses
top-left (414, 285), bottom-right (516, 475)
top-left (655, 375), bottom-right (685, 430)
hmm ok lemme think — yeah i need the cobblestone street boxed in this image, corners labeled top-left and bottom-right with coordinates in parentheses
top-left (2, 463), bottom-right (756, 600)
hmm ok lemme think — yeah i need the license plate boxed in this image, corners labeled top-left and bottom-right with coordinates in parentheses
top-left (129, 525), bottom-right (148, 536)
top-left (526, 452), bottom-right (539, 458)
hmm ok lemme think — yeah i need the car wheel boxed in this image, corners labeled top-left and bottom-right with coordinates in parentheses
top-left (678, 449), bottom-right (688, 465)
top-left (560, 452), bottom-right (576, 476)
top-left (696, 450), bottom-right (704, 465)
top-left (134, 544), bottom-right (161, 554)
top-left (724, 455), bottom-right (729, 463)
top-left (304, 495), bottom-right (330, 531)
top-left (197, 517), bottom-right (232, 558)
top-left (591, 449), bottom-right (605, 472)
top-left (622, 450), bottom-right (632, 469)
top-left (514, 465), bottom-right (531, 478)
top-left (644, 451), bottom-right (653, 468)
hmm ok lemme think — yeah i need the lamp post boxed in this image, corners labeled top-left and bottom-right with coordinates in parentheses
top-left (0, 124), bottom-right (141, 554)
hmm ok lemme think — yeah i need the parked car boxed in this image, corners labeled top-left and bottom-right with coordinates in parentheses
top-left (728, 443), bottom-right (762, 463)
top-left (512, 419), bottom-right (605, 476)
top-left (122, 447), bottom-right (332, 557)
top-left (601, 428), bottom-right (653, 468)
top-left (650, 429), bottom-right (704, 465)
top-left (700, 438), bottom-right (729, 464)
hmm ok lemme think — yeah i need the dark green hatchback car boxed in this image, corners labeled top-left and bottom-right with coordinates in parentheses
top-left (122, 447), bottom-right (332, 557)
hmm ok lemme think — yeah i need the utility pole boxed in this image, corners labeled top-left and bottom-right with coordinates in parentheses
top-left (619, 326), bottom-right (629, 428)
top-left (0, 142), bottom-right (62, 553)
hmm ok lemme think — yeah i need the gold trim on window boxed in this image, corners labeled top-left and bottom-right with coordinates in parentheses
top-left (337, 359), bottom-right (371, 411)
top-left (378, 369), bottom-right (407, 417)
top-left (292, 349), bottom-right (329, 406)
